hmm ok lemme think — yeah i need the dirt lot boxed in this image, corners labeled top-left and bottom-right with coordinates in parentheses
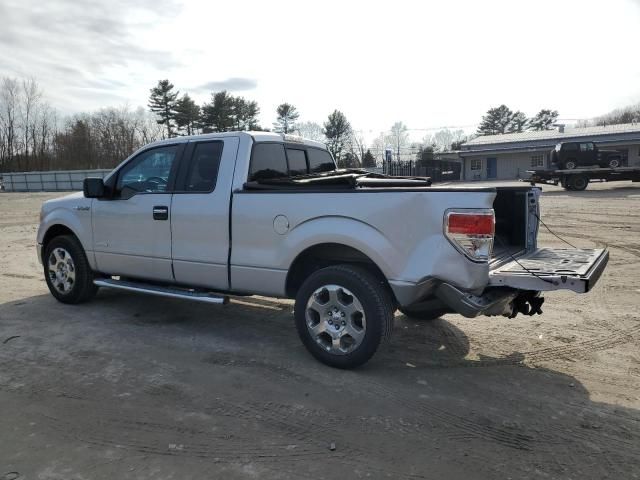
top-left (0, 182), bottom-right (639, 479)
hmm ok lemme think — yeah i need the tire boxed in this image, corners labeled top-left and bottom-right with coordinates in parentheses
top-left (608, 157), bottom-right (621, 169)
top-left (567, 174), bottom-right (589, 191)
top-left (44, 235), bottom-right (98, 304)
top-left (564, 159), bottom-right (577, 170)
top-left (294, 265), bottom-right (394, 369)
top-left (399, 306), bottom-right (449, 321)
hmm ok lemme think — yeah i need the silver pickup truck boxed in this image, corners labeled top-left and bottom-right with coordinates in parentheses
top-left (37, 132), bottom-right (609, 368)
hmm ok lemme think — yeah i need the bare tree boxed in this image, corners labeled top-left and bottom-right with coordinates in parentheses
top-left (20, 78), bottom-right (42, 168)
top-left (0, 77), bottom-right (20, 167)
top-left (387, 121), bottom-right (409, 161)
top-left (296, 121), bottom-right (325, 142)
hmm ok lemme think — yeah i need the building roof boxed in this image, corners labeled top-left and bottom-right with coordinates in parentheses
top-left (460, 122), bottom-right (640, 155)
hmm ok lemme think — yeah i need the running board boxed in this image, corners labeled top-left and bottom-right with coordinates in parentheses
top-left (94, 278), bottom-right (229, 304)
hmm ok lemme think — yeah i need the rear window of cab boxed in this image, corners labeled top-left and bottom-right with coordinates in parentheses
top-left (248, 143), bottom-right (335, 181)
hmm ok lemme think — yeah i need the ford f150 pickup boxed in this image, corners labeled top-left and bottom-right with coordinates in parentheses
top-left (37, 132), bottom-right (609, 368)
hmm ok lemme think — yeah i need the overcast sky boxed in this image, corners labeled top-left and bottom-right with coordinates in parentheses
top-left (1, 0), bottom-right (639, 140)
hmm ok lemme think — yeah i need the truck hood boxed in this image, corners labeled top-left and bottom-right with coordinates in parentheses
top-left (41, 191), bottom-right (89, 216)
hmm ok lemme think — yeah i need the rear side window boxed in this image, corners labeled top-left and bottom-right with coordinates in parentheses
top-left (185, 141), bottom-right (223, 192)
top-left (286, 149), bottom-right (307, 176)
top-left (563, 143), bottom-right (578, 151)
top-left (249, 143), bottom-right (288, 181)
top-left (307, 148), bottom-right (335, 173)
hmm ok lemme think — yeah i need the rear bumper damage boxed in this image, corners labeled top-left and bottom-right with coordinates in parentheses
top-left (435, 283), bottom-right (543, 319)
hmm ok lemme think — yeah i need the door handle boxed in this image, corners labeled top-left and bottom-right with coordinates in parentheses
top-left (153, 206), bottom-right (169, 220)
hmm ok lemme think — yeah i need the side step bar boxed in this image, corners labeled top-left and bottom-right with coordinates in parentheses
top-left (94, 278), bottom-right (229, 304)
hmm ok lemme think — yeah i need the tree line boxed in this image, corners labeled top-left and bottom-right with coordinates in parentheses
top-left (2, 74), bottom-right (638, 174)
top-left (476, 105), bottom-right (559, 135)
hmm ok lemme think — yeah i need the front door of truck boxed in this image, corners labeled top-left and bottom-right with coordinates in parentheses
top-left (170, 137), bottom-right (239, 290)
top-left (92, 144), bottom-right (184, 282)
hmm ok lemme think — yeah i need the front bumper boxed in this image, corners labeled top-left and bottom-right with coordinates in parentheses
top-left (37, 242), bottom-right (43, 265)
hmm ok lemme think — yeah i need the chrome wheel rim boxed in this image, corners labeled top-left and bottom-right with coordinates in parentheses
top-left (305, 285), bottom-right (366, 356)
top-left (48, 247), bottom-right (76, 294)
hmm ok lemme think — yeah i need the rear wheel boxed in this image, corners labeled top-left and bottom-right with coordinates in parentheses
top-left (567, 174), bottom-right (589, 191)
top-left (44, 235), bottom-right (98, 304)
top-left (294, 265), bottom-right (394, 369)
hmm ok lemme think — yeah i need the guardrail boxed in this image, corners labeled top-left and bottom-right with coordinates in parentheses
top-left (0, 169), bottom-right (112, 192)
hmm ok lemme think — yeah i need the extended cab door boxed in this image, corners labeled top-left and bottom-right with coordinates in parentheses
top-left (170, 137), bottom-right (239, 290)
top-left (92, 143), bottom-right (184, 282)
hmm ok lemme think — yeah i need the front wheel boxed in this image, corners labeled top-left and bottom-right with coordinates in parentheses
top-left (563, 160), bottom-right (577, 170)
top-left (608, 157), bottom-right (621, 169)
top-left (44, 235), bottom-right (98, 304)
top-left (294, 265), bottom-right (394, 369)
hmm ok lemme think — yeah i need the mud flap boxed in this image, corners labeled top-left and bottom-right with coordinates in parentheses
top-left (489, 248), bottom-right (609, 293)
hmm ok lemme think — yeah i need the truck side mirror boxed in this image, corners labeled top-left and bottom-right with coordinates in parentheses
top-left (83, 177), bottom-right (105, 198)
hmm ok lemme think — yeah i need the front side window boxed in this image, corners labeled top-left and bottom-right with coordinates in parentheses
top-left (249, 143), bottom-right (288, 181)
top-left (470, 159), bottom-right (482, 170)
top-left (117, 145), bottom-right (178, 194)
top-left (307, 148), bottom-right (335, 173)
top-left (185, 141), bottom-right (223, 192)
top-left (286, 149), bottom-right (308, 176)
top-left (580, 143), bottom-right (594, 152)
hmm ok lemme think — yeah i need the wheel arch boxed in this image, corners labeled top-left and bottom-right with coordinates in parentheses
top-left (285, 243), bottom-right (396, 304)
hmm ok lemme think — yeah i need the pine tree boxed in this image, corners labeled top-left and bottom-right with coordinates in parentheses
top-left (323, 110), bottom-right (352, 162)
top-left (148, 79), bottom-right (179, 138)
top-left (508, 111), bottom-right (529, 133)
top-left (529, 109), bottom-right (559, 131)
top-left (202, 91), bottom-right (261, 132)
top-left (273, 103), bottom-right (300, 133)
top-left (233, 97), bottom-right (261, 131)
top-left (477, 105), bottom-right (515, 135)
top-left (201, 91), bottom-right (235, 132)
top-left (362, 149), bottom-right (376, 168)
top-left (174, 94), bottom-right (200, 136)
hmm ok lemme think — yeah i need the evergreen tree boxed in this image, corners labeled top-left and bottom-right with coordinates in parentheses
top-left (362, 149), bottom-right (376, 168)
top-left (323, 110), bottom-right (352, 162)
top-left (148, 79), bottom-right (179, 138)
top-left (416, 144), bottom-right (436, 167)
top-left (508, 111), bottom-right (529, 133)
top-left (201, 91), bottom-right (235, 132)
top-left (529, 109), bottom-right (559, 131)
top-left (477, 105), bottom-right (515, 135)
top-left (233, 96), bottom-right (261, 131)
top-left (273, 103), bottom-right (300, 133)
top-left (201, 91), bottom-right (261, 132)
top-left (174, 94), bottom-right (200, 136)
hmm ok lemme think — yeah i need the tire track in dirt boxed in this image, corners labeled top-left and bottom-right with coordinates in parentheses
top-left (0, 351), bottom-right (428, 478)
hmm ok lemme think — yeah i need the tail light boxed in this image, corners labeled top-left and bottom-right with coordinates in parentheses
top-left (444, 209), bottom-right (495, 262)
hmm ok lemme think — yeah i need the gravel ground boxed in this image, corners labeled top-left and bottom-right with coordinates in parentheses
top-left (0, 181), bottom-right (639, 479)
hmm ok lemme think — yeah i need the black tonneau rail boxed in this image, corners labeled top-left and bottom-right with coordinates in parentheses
top-left (243, 169), bottom-right (432, 190)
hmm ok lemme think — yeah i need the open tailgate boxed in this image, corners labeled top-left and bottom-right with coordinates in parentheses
top-left (489, 248), bottom-right (609, 293)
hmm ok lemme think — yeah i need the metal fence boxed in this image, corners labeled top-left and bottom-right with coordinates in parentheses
top-left (0, 169), bottom-right (112, 192)
top-left (383, 160), bottom-right (461, 182)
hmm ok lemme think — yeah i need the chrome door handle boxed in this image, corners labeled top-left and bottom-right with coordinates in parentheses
top-left (153, 206), bottom-right (169, 220)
